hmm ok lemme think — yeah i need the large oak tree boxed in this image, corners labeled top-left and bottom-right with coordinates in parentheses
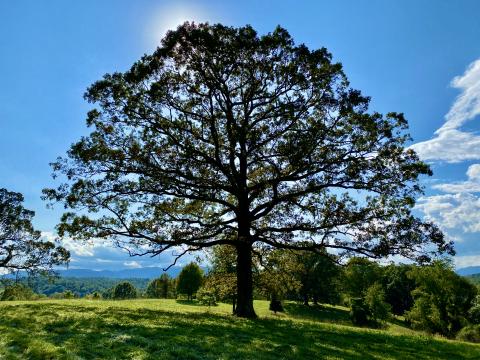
top-left (44, 23), bottom-right (453, 318)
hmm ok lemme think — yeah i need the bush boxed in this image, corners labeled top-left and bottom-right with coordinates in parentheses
top-left (85, 291), bottom-right (102, 300)
top-left (0, 284), bottom-right (35, 301)
top-left (48, 290), bottom-right (77, 299)
top-left (406, 261), bottom-right (477, 337)
top-left (63, 290), bottom-right (75, 299)
top-left (196, 287), bottom-right (217, 306)
top-left (350, 298), bottom-right (369, 325)
top-left (364, 283), bottom-right (391, 323)
top-left (468, 295), bottom-right (480, 324)
top-left (113, 282), bottom-right (137, 300)
top-left (456, 325), bottom-right (480, 343)
top-left (269, 299), bottom-right (284, 314)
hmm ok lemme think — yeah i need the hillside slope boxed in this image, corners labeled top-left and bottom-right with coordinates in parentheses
top-left (0, 300), bottom-right (478, 359)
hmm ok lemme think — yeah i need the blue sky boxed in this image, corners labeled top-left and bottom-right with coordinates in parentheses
top-left (1, 0), bottom-right (480, 270)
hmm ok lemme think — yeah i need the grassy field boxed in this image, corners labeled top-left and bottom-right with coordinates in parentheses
top-left (0, 299), bottom-right (479, 359)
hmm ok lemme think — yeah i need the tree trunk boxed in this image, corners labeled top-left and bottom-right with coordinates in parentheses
top-left (303, 293), bottom-right (309, 306)
top-left (234, 242), bottom-right (256, 318)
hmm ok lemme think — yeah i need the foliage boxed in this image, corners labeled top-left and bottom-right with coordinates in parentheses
top-left (269, 298), bottom-right (284, 314)
top-left (203, 273), bottom-right (236, 302)
top-left (350, 298), bottom-right (369, 326)
top-left (44, 22), bottom-right (452, 318)
top-left (257, 249), bottom-right (301, 302)
top-left (342, 258), bottom-right (382, 300)
top-left (381, 263), bottom-right (416, 315)
top-left (256, 248), bottom-right (340, 306)
top-left (2, 299), bottom-right (479, 359)
top-left (406, 261), bottom-right (477, 337)
top-left (364, 283), bottom-right (391, 323)
top-left (196, 287), bottom-right (217, 306)
top-left (85, 291), bottom-right (102, 300)
top-left (176, 262), bottom-right (203, 300)
top-left (0, 188), bottom-right (69, 276)
top-left (20, 276), bottom-right (149, 298)
top-left (146, 273), bottom-right (175, 298)
top-left (205, 246), bottom-right (237, 312)
top-left (456, 324), bottom-right (480, 343)
top-left (0, 283), bottom-right (35, 301)
top-left (466, 273), bottom-right (480, 286)
top-left (291, 249), bottom-right (340, 305)
top-left (468, 295), bottom-right (480, 324)
top-left (112, 282), bottom-right (137, 300)
top-left (63, 290), bottom-right (76, 299)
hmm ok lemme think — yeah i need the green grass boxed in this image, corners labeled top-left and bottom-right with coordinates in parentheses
top-left (0, 299), bottom-right (478, 359)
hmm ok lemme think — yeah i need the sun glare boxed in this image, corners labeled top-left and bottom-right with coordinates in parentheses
top-left (146, 4), bottom-right (214, 47)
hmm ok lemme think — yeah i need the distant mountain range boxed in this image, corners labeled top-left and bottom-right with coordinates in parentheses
top-left (456, 266), bottom-right (480, 276)
top-left (3, 265), bottom-right (478, 279)
top-left (55, 267), bottom-right (184, 279)
top-left (56, 266), bottom-right (480, 278)
top-left (55, 266), bottom-right (479, 279)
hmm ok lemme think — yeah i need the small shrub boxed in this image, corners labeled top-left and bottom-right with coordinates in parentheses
top-left (48, 290), bottom-right (77, 299)
top-left (63, 290), bottom-right (75, 299)
top-left (0, 284), bottom-right (35, 301)
top-left (269, 299), bottom-right (284, 314)
top-left (113, 282), bottom-right (137, 300)
top-left (196, 287), bottom-right (217, 306)
top-left (456, 325), bottom-right (480, 343)
top-left (350, 298), bottom-right (369, 325)
top-left (85, 291), bottom-right (102, 300)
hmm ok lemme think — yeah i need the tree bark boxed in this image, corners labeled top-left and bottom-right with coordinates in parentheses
top-left (234, 242), bottom-right (257, 318)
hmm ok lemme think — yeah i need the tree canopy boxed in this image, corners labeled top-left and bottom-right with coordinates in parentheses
top-left (0, 188), bottom-right (69, 276)
top-left (406, 260), bottom-right (477, 336)
top-left (44, 22), bottom-right (453, 318)
top-left (113, 281), bottom-right (137, 300)
top-left (176, 262), bottom-right (203, 300)
top-left (146, 273), bottom-right (175, 298)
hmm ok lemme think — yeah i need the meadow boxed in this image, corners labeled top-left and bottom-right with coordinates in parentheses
top-left (0, 299), bottom-right (479, 359)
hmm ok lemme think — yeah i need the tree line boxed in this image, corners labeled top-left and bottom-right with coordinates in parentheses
top-left (2, 251), bottom-right (479, 342)
top-left (202, 246), bottom-right (479, 340)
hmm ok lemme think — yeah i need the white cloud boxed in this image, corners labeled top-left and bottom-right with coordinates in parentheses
top-left (410, 129), bottom-right (480, 163)
top-left (454, 254), bottom-right (480, 268)
top-left (123, 260), bottom-right (142, 268)
top-left (433, 164), bottom-right (480, 193)
top-left (467, 163), bottom-right (480, 180)
top-left (440, 59), bottom-right (480, 132)
top-left (420, 165), bottom-right (480, 232)
top-left (411, 59), bottom-right (480, 162)
top-left (41, 231), bottom-right (95, 257)
top-left (416, 193), bottom-right (480, 233)
top-left (96, 258), bottom-right (114, 263)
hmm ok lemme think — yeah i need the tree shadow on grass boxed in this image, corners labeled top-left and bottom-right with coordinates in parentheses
top-left (0, 302), bottom-right (478, 360)
top-left (283, 302), bottom-right (351, 325)
top-left (175, 299), bottom-right (205, 307)
top-left (389, 314), bottom-right (411, 329)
